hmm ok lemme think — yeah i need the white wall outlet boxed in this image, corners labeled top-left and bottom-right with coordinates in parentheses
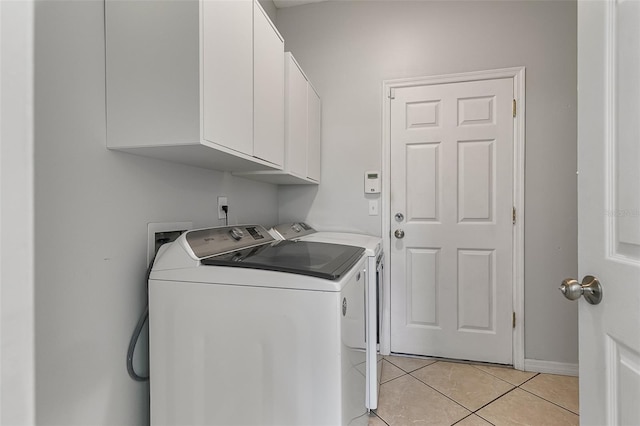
top-left (217, 196), bottom-right (228, 219)
top-left (368, 199), bottom-right (379, 216)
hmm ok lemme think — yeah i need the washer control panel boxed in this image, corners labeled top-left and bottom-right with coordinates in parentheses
top-left (186, 225), bottom-right (274, 259)
top-left (272, 222), bottom-right (317, 240)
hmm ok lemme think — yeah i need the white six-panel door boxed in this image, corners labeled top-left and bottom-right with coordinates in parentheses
top-left (390, 78), bottom-right (514, 364)
top-left (577, 0), bottom-right (640, 423)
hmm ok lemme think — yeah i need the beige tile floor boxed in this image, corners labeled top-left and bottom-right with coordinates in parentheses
top-left (369, 355), bottom-right (579, 426)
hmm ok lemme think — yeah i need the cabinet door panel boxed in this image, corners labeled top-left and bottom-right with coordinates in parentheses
top-left (253, 4), bottom-right (284, 167)
top-left (307, 86), bottom-right (321, 181)
top-left (285, 56), bottom-right (308, 177)
top-left (202, 0), bottom-right (253, 155)
top-left (106, 0), bottom-right (200, 148)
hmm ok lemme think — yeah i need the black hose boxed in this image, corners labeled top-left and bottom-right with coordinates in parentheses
top-left (126, 304), bottom-right (149, 381)
top-left (126, 252), bottom-right (156, 382)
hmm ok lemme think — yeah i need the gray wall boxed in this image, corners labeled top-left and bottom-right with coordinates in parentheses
top-left (276, 1), bottom-right (578, 364)
top-left (258, 0), bottom-right (277, 22)
top-left (34, 1), bottom-right (278, 424)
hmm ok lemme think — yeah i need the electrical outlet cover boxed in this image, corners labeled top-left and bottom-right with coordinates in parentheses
top-left (217, 196), bottom-right (228, 219)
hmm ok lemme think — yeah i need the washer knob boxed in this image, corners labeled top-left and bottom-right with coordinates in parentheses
top-left (229, 227), bottom-right (244, 241)
top-left (292, 224), bottom-right (302, 233)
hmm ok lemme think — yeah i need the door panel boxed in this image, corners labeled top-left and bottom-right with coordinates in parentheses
top-left (390, 78), bottom-right (514, 363)
top-left (407, 248), bottom-right (439, 326)
top-left (458, 140), bottom-right (494, 222)
top-left (578, 1), bottom-right (640, 423)
top-left (615, 0), bottom-right (640, 260)
top-left (202, 0), bottom-right (253, 154)
top-left (406, 143), bottom-right (440, 221)
top-left (458, 249), bottom-right (495, 332)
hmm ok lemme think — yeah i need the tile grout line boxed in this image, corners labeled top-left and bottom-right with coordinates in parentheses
top-left (456, 369), bottom-right (542, 419)
top-left (468, 363), bottom-right (541, 387)
top-left (474, 411), bottom-right (498, 426)
top-left (406, 369), bottom-right (477, 415)
top-left (369, 411), bottom-right (390, 426)
top-left (517, 372), bottom-right (541, 386)
top-left (451, 412), bottom-right (497, 426)
top-left (473, 387), bottom-right (517, 413)
top-left (472, 386), bottom-right (520, 416)
top-left (384, 357), bottom-right (438, 375)
top-left (379, 358), bottom-right (441, 384)
top-left (517, 372), bottom-right (579, 415)
top-left (517, 386), bottom-right (580, 416)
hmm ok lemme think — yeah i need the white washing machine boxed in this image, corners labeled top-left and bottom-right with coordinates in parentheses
top-left (270, 222), bottom-right (384, 410)
top-left (148, 225), bottom-right (370, 426)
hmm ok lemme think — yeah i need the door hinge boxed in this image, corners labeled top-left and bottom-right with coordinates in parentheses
top-left (512, 206), bottom-right (516, 224)
top-left (512, 99), bottom-right (517, 117)
top-left (389, 88), bottom-right (396, 100)
top-left (512, 312), bottom-right (516, 328)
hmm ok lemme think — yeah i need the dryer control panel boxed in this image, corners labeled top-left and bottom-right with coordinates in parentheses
top-left (185, 225), bottom-right (275, 259)
top-left (271, 222), bottom-right (317, 240)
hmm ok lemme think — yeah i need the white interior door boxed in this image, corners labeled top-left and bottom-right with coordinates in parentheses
top-left (576, 1), bottom-right (640, 424)
top-left (390, 78), bottom-right (514, 364)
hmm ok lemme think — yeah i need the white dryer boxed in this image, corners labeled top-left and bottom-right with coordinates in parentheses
top-left (149, 225), bottom-right (370, 425)
top-left (270, 222), bottom-right (384, 410)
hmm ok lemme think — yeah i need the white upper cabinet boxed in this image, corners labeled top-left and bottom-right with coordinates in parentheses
top-left (253, 3), bottom-right (285, 168)
top-left (202, 0), bottom-right (253, 157)
top-left (105, 0), bottom-right (284, 172)
top-left (235, 52), bottom-right (321, 185)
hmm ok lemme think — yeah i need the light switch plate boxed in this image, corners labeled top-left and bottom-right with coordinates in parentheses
top-left (368, 200), bottom-right (379, 216)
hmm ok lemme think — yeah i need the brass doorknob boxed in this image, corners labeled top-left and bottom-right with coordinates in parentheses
top-left (559, 275), bottom-right (602, 305)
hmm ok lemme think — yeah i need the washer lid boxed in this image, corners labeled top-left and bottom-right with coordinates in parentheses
top-left (201, 240), bottom-right (364, 280)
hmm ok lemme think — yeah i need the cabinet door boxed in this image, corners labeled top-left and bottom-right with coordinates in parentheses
top-left (106, 0), bottom-right (200, 148)
top-left (285, 55), bottom-right (308, 178)
top-left (202, 0), bottom-right (253, 155)
top-left (253, 3), bottom-right (284, 167)
top-left (307, 85), bottom-right (321, 181)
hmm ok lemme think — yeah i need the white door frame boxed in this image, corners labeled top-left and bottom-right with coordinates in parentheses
top-left (381, 67), bottom-right (526, 370)
top-left (0, 0), bottom-right (37, 423)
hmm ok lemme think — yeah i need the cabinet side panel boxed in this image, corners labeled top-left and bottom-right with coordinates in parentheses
top-left (285, 56), bottom-right (308, 177)
top-left (202, 0), bottom-right (253, 156)
top-left (307, 86), bottom-right (321, 181)
top-left (105, 0), bottom-right (200, 148)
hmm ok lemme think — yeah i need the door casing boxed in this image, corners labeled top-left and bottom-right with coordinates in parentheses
top-left (381, 67), bottom-right (526, 369)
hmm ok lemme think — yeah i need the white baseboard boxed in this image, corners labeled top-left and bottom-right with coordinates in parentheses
top-left (524, 359), bottom-right (579, 377)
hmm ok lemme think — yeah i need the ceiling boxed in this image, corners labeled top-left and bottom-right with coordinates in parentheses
top-left (272, 0), bottom-right (327, 8)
